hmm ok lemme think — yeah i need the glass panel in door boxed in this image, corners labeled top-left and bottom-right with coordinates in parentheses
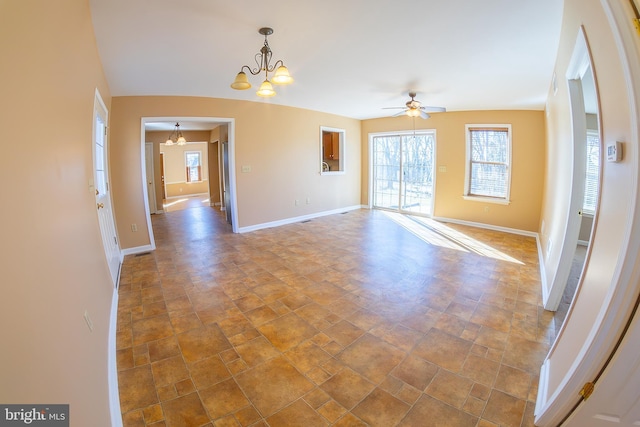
top-left (400, 132), bottom-right (435, 215)
top-left (372, 135), bottom-right (401, 209)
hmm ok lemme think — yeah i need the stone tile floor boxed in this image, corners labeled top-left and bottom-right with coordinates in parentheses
top-left (116, 207), bottom-right (559, 426)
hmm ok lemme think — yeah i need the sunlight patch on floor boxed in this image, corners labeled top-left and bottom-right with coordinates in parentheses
top-left (163, 198), bottom-right (189, 208)
top-left (382, 211), bottom-right (524, 264)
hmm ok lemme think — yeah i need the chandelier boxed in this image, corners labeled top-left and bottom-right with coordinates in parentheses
top-left (165, 122), bottom-right (186, 146)
top-left (230, 27), bottom-right (293, 97)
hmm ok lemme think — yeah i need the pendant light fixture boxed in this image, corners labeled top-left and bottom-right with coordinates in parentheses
top-left (165, 122), bottom-right (187, 146)
top-left (231, 27), bottom-right (293, 98)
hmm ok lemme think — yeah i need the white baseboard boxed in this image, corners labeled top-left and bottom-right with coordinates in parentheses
top-left (121, 245), bottom-right (154, 256)
top-left (238, 205), bottom-right (362, 233)
top-left (535, 358), bottom-right (550, 420)
top-left (537, 234), bottom-right (550, 307)
top-left (108, 289), bottom-right (123, 427)
top-left (431, 216), bottom-right (538, 238)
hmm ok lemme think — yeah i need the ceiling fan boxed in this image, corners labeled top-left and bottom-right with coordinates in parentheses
top-left (384, 92), bottom-right (446, 119)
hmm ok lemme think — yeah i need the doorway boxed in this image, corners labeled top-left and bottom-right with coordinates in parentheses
top-left (370, 130), bottom-right (436, 216)
top-left (553, 62), bottom-right (601, 329)
top-left (140, 117), bottom-right (238, 241)
top-left (543, 25), bottom-right (602, 313)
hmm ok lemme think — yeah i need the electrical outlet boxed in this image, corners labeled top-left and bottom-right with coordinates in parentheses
top-left (484, 206), bottom-right (490, 213)
top-left (306, 197), bottom-right (310, 204)
top-left (84, 310), bottom-right (94, 332)
top-left (294, 199), bottom-right (299, 206)
top-left (131, 223), bottom-right (138, 232)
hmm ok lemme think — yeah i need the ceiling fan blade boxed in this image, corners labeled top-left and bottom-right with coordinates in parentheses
top-left (422, 106), bottom-right (446, 113)
top-left (419, 111), bottom-right (431, 119)
top-left (392, 110), bottom-right (408, 117)
top-left (382, 107), bottom-right (406, 110)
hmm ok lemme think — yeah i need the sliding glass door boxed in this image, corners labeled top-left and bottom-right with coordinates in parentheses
top-left (371, 131), bottom-right (435, 216)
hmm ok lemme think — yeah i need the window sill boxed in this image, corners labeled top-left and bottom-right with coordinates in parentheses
top-left (463, 195), bottom-right (511, 205)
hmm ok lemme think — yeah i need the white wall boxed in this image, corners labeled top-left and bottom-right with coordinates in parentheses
top-left (536, 0), bottom-right (640, 423)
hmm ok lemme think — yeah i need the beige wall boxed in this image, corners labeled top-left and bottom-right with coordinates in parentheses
top-left (110, 97), bottom-right (362, 248)
top-left (362, 110), bottom-right (545, 232)
top-left (538, 0), bottom-right (639, 411)
top-left (0, 0), bottom-right (115, 425)
top-left (165, 181), bottom-right (209, 198)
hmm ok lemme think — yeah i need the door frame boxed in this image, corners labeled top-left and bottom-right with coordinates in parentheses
top-left (145, 143), bottom-right (158, 215)
top-left (139, 117), bottom-right (238, 240)
top-left (160, 152), bottom-right (166, 202)
top-left (543, 77), bottom-right (589, 311)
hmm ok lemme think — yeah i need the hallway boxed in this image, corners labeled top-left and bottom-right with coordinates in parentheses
top-left (116, 208), bottom-right (555, 426)
top-left (162, 194), bottom-right (211, 213)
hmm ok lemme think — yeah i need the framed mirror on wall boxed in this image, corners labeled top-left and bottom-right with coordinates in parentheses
top-left (320, 126), bottom-right (345, 174)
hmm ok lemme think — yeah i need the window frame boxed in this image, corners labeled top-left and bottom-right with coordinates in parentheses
top-left (463, 124), bottom-right (512, 205)
top-left (185, 150), bottom-right (202, 183)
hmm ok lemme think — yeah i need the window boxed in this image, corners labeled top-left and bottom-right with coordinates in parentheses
top-left (464, 125), bottom-right (512, 203)
top-left (185, 151), bottom-right (202, 182)
top-left (583, 130), bottom-right (600, 214)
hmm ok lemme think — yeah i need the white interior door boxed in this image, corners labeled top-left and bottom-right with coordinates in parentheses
top-left (94, 90), bottom-right (121, 286)
top-left (562, 306), bottom-right (640, 426)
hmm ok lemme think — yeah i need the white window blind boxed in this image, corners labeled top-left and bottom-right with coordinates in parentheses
top-left (465, 126), bottom-right (511, 201)
top-left (583, 131), bottom-right (600, 214)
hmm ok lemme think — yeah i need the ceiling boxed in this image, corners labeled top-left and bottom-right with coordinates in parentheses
top-left (89, 0), bottom-right (564, 121)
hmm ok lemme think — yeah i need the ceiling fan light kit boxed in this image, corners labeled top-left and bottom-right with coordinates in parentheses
top-left (231, 27), bottom-right (293, 98)
top-left (384, 92), bottom-right (446, 119)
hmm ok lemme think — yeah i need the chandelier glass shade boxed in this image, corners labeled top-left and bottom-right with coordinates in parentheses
top-left (231, 27), bottom-right (293, 97)
top-left (165, 122), bottom-right (187, 146)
